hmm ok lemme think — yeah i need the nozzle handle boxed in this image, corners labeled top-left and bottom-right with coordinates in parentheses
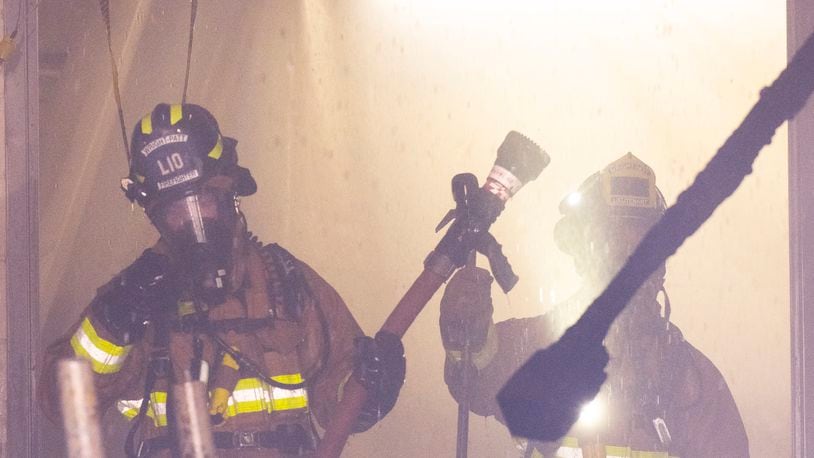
top-left (478, 233), bottom-right (518, 293)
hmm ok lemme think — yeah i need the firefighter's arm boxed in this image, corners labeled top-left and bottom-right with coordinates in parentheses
top-left (38, 249), bottom-right (176, 421)
top-left (71, 249), bottom-right (176, 363)
top-left (296, 261), bottom-right (405, 432)
top-left (37, 309), bottom-right (146, 424)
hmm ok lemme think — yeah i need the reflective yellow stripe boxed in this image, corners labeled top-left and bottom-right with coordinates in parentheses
top-left (80, 317), bottom-right (129, 356)
top-left (70, 317), bottom-right (131, 374)
top-left (116, 399), bottom-right (141, 420)
top-left (271, 395), bottom-right (308, 411)
top-left (561, 437), bottom-right (579, 448)
top-left (140, 113), bottom-right (152, 134)
top-left (150, 391), bottom-right (168, 426)
top-left (630, 452), bottom-right (671, 458)
top-left (605, 445), bottom-right (673, 458)
top-left (272, 373), bottom-right (304, 384)
top-left (225, 375), bottom-right (308, 418)
top-left (177, 300), bottom-right (196, 317)
top-left (222, 351), bottom-right (239, 371)
top-left (117, 377), bottom-right (308, 425)
top-left (606, 445), bottom-right (632, 457)
top-left (208, 135), bottom-right (223, 159)
top-left (170, 104), bottom-right (183, 125)
top-left (269, 373), bottom-right (307, 410)
top-left (227, 378), bottom-right (266, 416)
top-left (116, 391), bottom-right (168, 427)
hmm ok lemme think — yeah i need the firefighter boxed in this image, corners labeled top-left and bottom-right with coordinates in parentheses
top-left (440, 153), bottom-right (749, 457)
top-left (39, 103), bottom-right (405, 457)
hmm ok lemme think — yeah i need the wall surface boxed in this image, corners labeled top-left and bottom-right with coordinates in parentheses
top-left (4, 0), bottom-right (38, 456)
top-left (0, 3), bottom-right (6, 455)
top-left (37, 1), bottom-right (790, 456)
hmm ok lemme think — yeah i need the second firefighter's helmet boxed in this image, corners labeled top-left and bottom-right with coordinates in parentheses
top-left (121, 103), bottom-right (256, 206)
top-left (553, 152), bottom-right (666, 258)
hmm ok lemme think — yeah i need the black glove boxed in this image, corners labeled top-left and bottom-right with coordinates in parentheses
top-left (439, 266), bottom-right (494, 353)
top-left (92, 249), bottom-right (180, 344)
top-left (352, 331), bottom-right (406, 432)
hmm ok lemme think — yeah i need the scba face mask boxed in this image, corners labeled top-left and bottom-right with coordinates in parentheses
top-left (148, 187), bottom-right (239, 306)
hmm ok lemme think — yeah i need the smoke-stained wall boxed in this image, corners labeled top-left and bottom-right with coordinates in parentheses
top-left (38, 1), bottom-right (788, 456)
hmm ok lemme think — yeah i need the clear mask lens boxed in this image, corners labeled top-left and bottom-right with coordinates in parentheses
top-left (149, 189), bottom-right (236, 247)
top-left (148, 188), bottom-right (238, 305)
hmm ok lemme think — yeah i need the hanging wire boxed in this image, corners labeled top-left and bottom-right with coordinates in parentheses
top-left (10, 0), bottom-right (23, 39)
top-left (181, 0), bottom-right (198, 104)
top-left (98, 0), bottom-right (131, 165)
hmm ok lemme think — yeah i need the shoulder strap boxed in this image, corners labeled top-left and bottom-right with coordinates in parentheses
top-left (259, 243), bottom-right (313, 321)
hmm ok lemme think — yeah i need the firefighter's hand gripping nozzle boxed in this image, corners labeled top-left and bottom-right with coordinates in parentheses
top-left (316, 131), bottom-right (547, 458)
top-left (426, 131), bottom-right (550, 292)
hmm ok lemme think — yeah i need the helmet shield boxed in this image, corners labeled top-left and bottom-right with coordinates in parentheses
top-left (147, 187), bottom-right (238, 305)
top-left (135, 132), bottom-right (213, 198)
top-left (598, 152), bottom-right (662, 219)
top-left (555, 153), bottom-right (666, 285)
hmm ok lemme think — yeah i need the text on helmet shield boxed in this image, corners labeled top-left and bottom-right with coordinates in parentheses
top-left (158, 153), bottom-right (185, 175)
top-left (140, 134), bottom-right (189, 157)
top-left (157, 169), bottom-right (200, 191)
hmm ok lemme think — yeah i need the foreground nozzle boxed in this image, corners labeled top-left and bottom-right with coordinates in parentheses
top-left (427, 131), bottom-right (549, 284)
top-left (484, 131), bottom-right (550, 202)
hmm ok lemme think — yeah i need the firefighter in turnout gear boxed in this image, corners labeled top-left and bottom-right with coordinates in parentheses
top-left (39, 103), bottom-right (406, 457)
top-left (440, 153), bottom-right (749, 457)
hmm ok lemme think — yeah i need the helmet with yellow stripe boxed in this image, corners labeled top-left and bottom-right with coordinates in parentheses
top-left (122, 103), bottom-right (256, 206)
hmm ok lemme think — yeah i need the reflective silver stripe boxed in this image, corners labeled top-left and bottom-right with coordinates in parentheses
top-left (225, 377), bottom-right (308, 416)
top-left (271, 385), bottom-right (307, 401)
top-left (116, 399), bottom-right (142, 418)
top-left (116, 393), bottom-right (168, 427)
top-left (229, 385), bottom-right (271, 404)
top-left (73, 328), bottom-right (126, 365)
top-left (226, 383), bottom-right (307, 405)
top-left (151, 395), bottom-right (167, 418)
top-left (70, 318), bottom-right (130, 373)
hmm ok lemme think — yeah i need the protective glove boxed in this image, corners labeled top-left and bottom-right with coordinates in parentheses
top-left (352, 331), bottom-right (406, 432)
top-left (91, 249), bottom-right (180, 344)
top-left (439, 265), bottom-right (494, 353)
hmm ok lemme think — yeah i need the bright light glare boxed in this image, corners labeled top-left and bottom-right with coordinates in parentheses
top-left (577, 397), bottom-right (602, 427)
top-left (566, 192), bottom-right (582, 207)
